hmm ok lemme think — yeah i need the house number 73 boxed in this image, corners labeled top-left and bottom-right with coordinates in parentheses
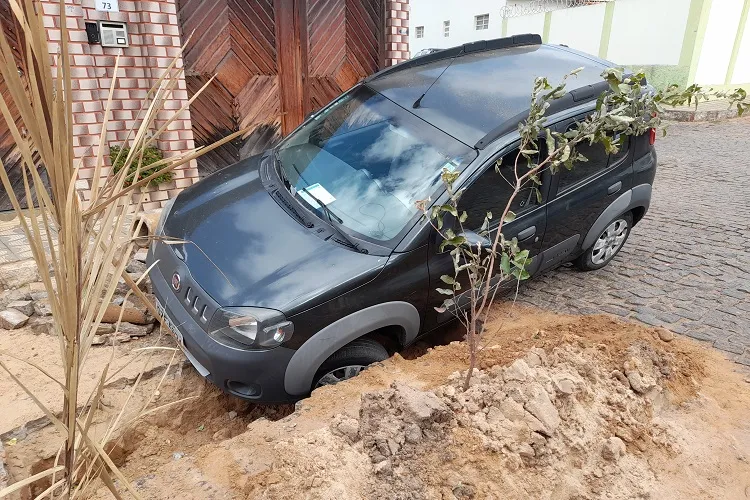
top-left (95, 0), bottom-right (119, 12)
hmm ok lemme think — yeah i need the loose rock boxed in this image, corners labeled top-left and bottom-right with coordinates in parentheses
top-left (33, 299), bottom-right (53, 317)
top-left (657, 328), bottom-right (675, 342)
top-left (7, 300), bottom-right (34, 316)
top-left (601, 436), bottom-right (626, 462)
top-left (504, 359), bottom-right (531, 382)
top-left (126, 259), bottom-right (148, 276)
top-left (523, 384), bottom-right (561, 436)
top-left (626, 371), bottom-right (655, 394)
top-left (0, 309), bottom-right (29, 329)
top-left (92, 334), bottom-right (110, 346)
top-left (27, 316), bottom-right (54, 335)
top-left (0, 260), bottom-right (39, 289)
top-left (116, 322), bottom-right (154, 337)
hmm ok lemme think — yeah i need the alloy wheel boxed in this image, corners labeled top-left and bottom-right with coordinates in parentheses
top-left (591, 218), bottom-right (628, 265)
top-left (314, 365), bottom-right (367, 388)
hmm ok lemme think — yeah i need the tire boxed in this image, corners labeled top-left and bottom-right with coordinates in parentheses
top-left (312, 338), bottom-right (389, 390)
top-left (574, 211), bottom-right (633, 271)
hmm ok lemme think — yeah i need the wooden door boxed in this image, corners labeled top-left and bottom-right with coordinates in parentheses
top-left (177, 0), bottom-right (385, 177)
top-left (0, 0), bottom-right (48, 212)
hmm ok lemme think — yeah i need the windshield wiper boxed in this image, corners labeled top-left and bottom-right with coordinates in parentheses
top-left (273, 149), bottom-right (291, 188)
top-left (297, 185), bottom-right (363, 252)
top-left (298, 185), bottom-right (343, 224)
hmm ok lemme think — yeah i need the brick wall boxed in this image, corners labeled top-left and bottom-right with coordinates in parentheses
top-left (40, 1), bottom-right (407, 209)
top-left (41, 0), bottom-right (198, 211)
top-left (386, 1), bottom-right (410, 65)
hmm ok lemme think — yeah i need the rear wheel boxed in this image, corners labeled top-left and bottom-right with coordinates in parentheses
top-left (575, 212), bottom-right (633, 271)
top-left (312, 338), bottom-right (389, 390)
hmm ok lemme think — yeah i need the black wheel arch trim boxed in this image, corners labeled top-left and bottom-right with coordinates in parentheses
top-left (581, 184), bottom-right (651, 250)
top-left (283, 301), bottom-right (420, 395)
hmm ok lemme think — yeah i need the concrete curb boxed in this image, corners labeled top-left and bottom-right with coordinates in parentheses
top-left (661, 107), bottom-right (739, 122)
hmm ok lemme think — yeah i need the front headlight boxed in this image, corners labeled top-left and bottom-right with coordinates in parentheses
top-left (208, 307), bottom-right (294, 350)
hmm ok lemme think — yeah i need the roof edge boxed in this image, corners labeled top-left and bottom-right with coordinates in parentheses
top-left (366, 33), bottom-right (543, 83)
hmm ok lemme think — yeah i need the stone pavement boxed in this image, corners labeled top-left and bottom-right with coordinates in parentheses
top-left (0, 215), bottom-right (54, 264)
top-left (517, 116), bottom-right (750, 365)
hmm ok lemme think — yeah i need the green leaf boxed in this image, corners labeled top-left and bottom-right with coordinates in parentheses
top-left (560, 145), bottom-right (571, 162)
top-left (440, 275), bottom-right (456, 285)
top-left (503, 211), bottom-right (516, 223)
top-left (436, 288), bottom-right (454, 296)
top-left (459, 211), bottom-right (468, 223)
top-left (500, 253), bottom-right (511, 274)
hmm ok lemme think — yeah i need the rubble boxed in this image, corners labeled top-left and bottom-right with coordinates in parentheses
top-left (7, 300), bottom-right (34, 316)
top-left (0, 259), bottom-right (39, 289)
top-left (0, 309), bottom-right (29, 329)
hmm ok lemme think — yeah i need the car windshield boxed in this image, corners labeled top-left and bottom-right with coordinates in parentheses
top-left (276, 85), bottom-right (474, 243)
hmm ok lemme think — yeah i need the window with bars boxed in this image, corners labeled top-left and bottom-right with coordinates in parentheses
top-left (415, 26), bottom-right (424, 38)
top-left (443, 20), bottom-right (450, 37)
top-left (475, 14), bottom-right (489, 30)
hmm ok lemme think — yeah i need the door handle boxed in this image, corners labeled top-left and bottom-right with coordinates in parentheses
top-left (608, 181), bottom-right (622, 195)
top-left (517, 225), bottom-right (536, 241)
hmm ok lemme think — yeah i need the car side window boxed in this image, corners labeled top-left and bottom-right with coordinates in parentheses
top-left (558, 123), bottom-right (609, 192)
top-left (458, 148), bottom-right (542, 230)
top-left (609, 134), bottom-right (630, 164)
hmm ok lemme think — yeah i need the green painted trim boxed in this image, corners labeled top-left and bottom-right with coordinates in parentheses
top-left (502, 17), bottom-right (508, 37)
top-left (598, 1), bottom-right (616, 59)
top-left (679, 0), bottom-right (707, 67)
top-left (542, 11), bottom-right (551, 43)
top-left (686, 0), bottom-right (713, 85)
top-left (725, 0), bottom-right (750, 84)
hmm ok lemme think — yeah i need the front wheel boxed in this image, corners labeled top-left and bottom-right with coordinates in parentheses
top-left (312, 338), bottom-right (389, 390)
top-left (574, 212), bottom-right (633, 271)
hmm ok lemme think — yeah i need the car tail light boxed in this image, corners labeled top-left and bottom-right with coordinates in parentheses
top-left (648, 128), bottom-right (656, 145)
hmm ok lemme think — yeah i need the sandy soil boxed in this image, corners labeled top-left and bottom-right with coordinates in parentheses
top-left (61, 305), bottom-right (750, 500)
top-left (2, 305), bottom-right (749, 499)
top-left (0, 325), bottom-right (177, 436)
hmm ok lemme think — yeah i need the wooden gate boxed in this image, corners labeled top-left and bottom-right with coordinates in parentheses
top-left (177, 0), bottom-right (385, 177)
top-left (0, 0), bottom-right (48, 212)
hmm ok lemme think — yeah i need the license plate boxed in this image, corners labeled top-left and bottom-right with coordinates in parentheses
top-left (155, 298), bottom-right (183, 346)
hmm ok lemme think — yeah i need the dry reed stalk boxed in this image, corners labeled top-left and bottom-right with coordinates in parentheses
top-left (0, 1), bottom-right (243, 498)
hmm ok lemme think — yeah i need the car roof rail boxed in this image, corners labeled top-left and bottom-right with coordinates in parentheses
top-left (473, 80), bottom-right (611, 150)
top-left (365, 33), bottom-right (543, 82)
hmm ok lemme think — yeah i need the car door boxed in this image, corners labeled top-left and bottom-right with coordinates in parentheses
top-left (538, 113), bottom-right (634, 272)
top-left (423, 144), bottom-right (550, 331)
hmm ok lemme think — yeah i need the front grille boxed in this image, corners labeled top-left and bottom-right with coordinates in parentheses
top-left (156, 240), bottom-right (219, 331)
top-left (182, 285), bottom-right (210, 324)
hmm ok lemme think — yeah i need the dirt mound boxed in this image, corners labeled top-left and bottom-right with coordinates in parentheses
top-left (29, 306), bottom-right (750, 499)
top-left (249, 335), bottom-right (686, 499)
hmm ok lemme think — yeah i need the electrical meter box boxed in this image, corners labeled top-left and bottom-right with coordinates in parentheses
top-left (98, 21), bottom-right (128, 48)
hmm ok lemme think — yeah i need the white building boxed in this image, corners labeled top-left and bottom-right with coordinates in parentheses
top-left (408, 0), bottom-right (750, 90)
top-left (410, 0), bottom-right (509, 55)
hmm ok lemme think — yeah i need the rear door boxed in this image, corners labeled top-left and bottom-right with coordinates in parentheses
top-left (423, 143), bottom-right (550, 330)
top-left (539, 113), bottom-right (633, 271)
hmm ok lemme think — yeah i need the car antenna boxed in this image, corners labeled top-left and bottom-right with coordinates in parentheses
top-left (412, 48), bottom-right (464, 109)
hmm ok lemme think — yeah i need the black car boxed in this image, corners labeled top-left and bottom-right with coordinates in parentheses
top-left (148, 34), bottom-right (656, 402)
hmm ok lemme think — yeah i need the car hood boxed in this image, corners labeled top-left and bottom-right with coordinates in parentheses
top-left (162, 154), bottom-right (389, 312)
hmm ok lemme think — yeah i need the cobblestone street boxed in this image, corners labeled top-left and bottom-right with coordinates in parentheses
top-left (518, 116), bottom-right (750, 365)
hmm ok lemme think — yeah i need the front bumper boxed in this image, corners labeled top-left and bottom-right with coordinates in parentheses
top-left (147, 244), bottom-right (298, 403)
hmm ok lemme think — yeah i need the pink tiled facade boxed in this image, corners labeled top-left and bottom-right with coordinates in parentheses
top-left (41, 1), bottom-right (408, 208)
top-left (386, 1), bottom-right (410, 66)
top-left (41, 0), bottom-right (198, 210)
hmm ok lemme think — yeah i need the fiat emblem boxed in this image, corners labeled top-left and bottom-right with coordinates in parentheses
top-left (171, 273), bottom-right (181, 291)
